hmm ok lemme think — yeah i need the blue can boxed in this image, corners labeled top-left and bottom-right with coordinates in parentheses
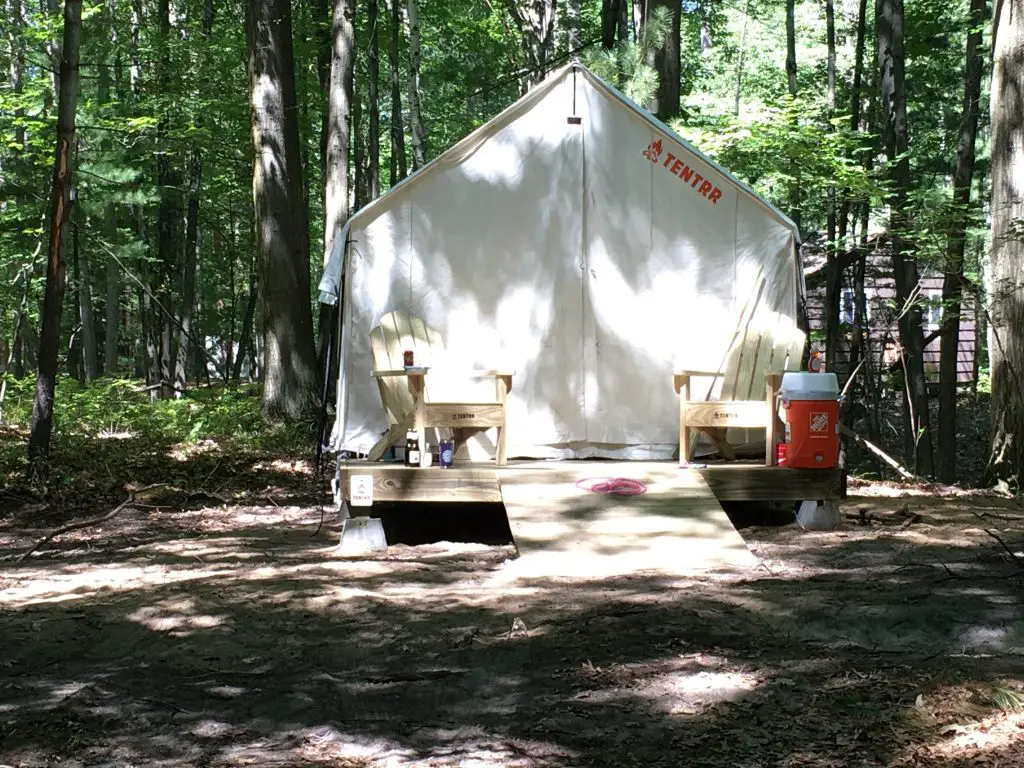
top-left (439, 439), bottom-right (455, 469)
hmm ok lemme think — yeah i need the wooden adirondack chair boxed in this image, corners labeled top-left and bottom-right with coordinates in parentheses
top-left (366, 310), bottom-right (514, 465)
top-left (674, 323), bottom-right (806, 466)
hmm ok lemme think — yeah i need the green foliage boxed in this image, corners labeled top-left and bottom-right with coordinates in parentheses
top-left (0, 377), bottom-right (305, 457)
top-left (582, 6), bottom-right (670, 107)
top-left (675, 98), bottom-right (881, 220)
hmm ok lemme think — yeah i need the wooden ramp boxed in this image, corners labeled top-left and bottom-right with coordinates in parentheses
top-left (498, 463), bottom-right (758, 578)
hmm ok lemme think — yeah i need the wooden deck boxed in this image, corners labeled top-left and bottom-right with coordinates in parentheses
top-left (336, 460), bottom-right (845, 505)
top-left (496, 463), bottom-right (757, 575)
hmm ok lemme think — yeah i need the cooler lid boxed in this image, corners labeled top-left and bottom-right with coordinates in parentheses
top-left (780, 371), bottom-right (840, 400)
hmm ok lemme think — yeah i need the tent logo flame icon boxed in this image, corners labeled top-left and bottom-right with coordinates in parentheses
top-left (642, 138), bottom-right (663, 163)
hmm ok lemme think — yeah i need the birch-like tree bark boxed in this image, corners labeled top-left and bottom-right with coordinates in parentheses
top-left (405, 0), bottom-right (427, 168)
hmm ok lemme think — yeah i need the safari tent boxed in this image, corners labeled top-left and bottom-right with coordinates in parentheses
top-left (318, 62), bottom-right (804, 462)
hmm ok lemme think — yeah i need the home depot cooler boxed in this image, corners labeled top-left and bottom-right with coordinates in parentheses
top-left (780, 372), bottom-right (840, 469)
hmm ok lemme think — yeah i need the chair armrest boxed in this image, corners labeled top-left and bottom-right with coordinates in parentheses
top-left (674, 369), bottom-right (724, 378)
top-left (372, 367), bottom-right (430, 377)
top-left (373, 367), bottom-right (515, 379)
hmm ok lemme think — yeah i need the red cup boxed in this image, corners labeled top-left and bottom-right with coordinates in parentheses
top-left (403, 350), bottom-right (414, 367)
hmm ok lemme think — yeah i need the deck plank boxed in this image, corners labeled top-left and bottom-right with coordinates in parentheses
top-left (336, 461), bottom-right (845, 504)
top-left (498, 464), bottom-right (758, 577)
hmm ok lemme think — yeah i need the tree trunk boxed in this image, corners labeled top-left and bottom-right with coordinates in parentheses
top-left (367, 0), bottom-right (381, 200)
top-left (601, 0), bottom-right (618, 49)
top-left (877, 0), bottom-right (934, 475)
top-left (155, 0), bottom-right (180, 398)
top-left (175, 151), bottom-right (201, 396)
top-left (233, 267), bottom-right (258, 380)
top-left (566, 0), bottom-right (580, 51)
top-left (320, 0), bottom-right (355, 381)
top-left (987, 0), bottom-right (1024, 486)
top-left (28, 0), bottom-right (82, 467)
top-left (405, 0), bottom-right (427, 168)
top-left (505, 1), bottom-right (557, 87)
top-left (246, 0), bottom-right (319, 421)
top-left (173, 0), bottom-right (213, 396)
top-left (936, 0), bottom-right (986, 483)
top-left (77, 218), bottom-right (99, 382)
top-left (389, 0), bottom-right (407, 185)
top-left (353, 73), bottom-right (366, 209)
top-left (839, 0), bottom-right (869, 242)
top-left (785, 0), bottom-right (801, 232)
top-left (734, 0), bottom-right (751, 116)
top-left (315, 0), bottom-right (332, 197)
top-left (785, 0), bottom-right (798, 95)
top-left (643, 0), bottom-right (681, 119)
top-left (824, 0), bottom-right (839, 371)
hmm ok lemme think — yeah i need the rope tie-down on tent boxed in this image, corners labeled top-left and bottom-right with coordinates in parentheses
top-left (318, 61), bottom-right (805, 469)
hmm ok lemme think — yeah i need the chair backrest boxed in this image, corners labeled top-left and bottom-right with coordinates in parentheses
top-left (370, 310), bottom-right (447, 425)
top-left (719, 322), bottom-right (806, 401)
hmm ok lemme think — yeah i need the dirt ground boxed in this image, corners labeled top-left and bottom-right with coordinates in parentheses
top-left (2, 474), bottom-right (1024, 767)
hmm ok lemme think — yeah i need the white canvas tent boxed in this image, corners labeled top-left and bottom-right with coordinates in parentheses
top-left (318, 63), bottom-right (804, 461)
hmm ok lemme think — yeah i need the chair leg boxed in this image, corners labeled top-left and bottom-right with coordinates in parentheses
top-left (495, 425), bottom-right (507, 466)
top-left (367, 424), bottom-right (406, 462)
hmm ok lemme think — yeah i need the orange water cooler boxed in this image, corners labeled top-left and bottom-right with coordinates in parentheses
top-left (780, 372), bottom-right (840, 469)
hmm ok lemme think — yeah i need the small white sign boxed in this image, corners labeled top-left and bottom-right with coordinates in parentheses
top-left (349, 474), bottom-right (374, 507)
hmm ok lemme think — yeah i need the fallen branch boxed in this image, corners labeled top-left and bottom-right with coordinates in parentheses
top-left (17, 483), bottom-right (167, 562)
top-left (839, 424), bottom-right (927, 484)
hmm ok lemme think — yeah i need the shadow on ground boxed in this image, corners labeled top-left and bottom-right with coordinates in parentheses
top-left (1, 490), bottom-right (1023, 767)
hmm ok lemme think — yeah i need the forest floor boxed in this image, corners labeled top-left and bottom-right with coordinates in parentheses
top-left (2, 444), bottom-right (1024, 767)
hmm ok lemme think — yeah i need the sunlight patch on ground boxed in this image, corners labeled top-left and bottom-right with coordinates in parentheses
top-left (96, 428), bottom-right (136, 440)
top-left (127, 596), bottom-right (230, 636)
top-left (0, 563), bottom-right (238, 607)
top-left (253, 458), bottom-right (313, 475)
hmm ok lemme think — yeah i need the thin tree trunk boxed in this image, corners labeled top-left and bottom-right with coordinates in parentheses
top-left (785, 0), bottom-right (801, 233)
top-left (353, 75), bottom-right (366, 209)
top-left (986, 0), bottom-right (1024, 485)
top-left (246, 0), bottom-right (319, 420)
top-left (389, 0), bottom-right (407, 185)
top-left (566, 0), bottom-right (580, 51)
top-left (734, 0), bottom-right (751, 116)
top-left (233, 268), bottom-right (258, 380)
top-left (785, 0), bottom-right (798, 95)
top-left (839, 0), bottom-right (869, 242)
top-left (937, 0), bottom-right (986, 483)
top-left (367, 0), bottom-right (381, 200)
top-left (505, 1), bottom-right (557, 87)
top-left (69, 220), bottom-right (83, 383)
top-left (601, 0), bottom-right (617, 49)
top-left (175, 152), bottom-right (201, 395)
top-left (643, 0), bottom-right (681, 119)
top-left (877, 0), bottom-right (934, 475)
top-left (78, 218), bottom-right (99, 382)
top-left (405, 0), bottom-right (427, 168)
top-left (28, 0), bottom-right (82, 467)
top-left (173, 0), bottom-right (213, 396)
top-left (155, 0), bottom-right (179, 398)
top-left (315, 0), bottom-right (332, 196)
top-left (824, 0), bottom-right (840, 371)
